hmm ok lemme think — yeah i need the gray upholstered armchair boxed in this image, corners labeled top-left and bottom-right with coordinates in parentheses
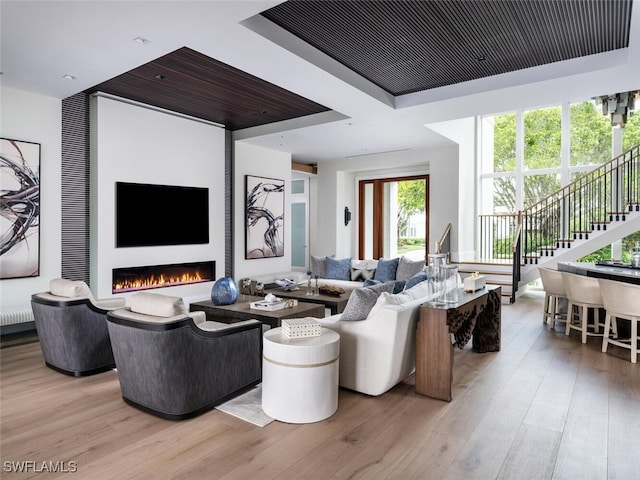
top-left (106, 292), bottom-right (262, 420)
top-left (31, 278), bottom-right (126, 376)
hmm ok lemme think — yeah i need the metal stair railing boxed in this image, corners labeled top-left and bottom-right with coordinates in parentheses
top-left (476, 144), bottom-right (640, 301)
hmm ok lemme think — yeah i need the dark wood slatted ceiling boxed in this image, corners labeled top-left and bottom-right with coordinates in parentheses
top-left (262, 0), bottom-right (633, 96)
top-left (86, 47), bottom-right (331, 130)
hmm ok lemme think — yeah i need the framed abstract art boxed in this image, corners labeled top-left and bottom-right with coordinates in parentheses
top-left (245, 175), bottom-right (284, 259)
top-left (0, 138), bottom-right (41, 279)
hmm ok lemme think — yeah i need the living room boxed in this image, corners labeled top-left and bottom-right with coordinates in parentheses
top-left (2, 1), bottom-right (640, 477)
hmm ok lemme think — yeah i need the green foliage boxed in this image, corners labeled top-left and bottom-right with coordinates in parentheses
top-left (397, 180), bottom-right (426, 237)
top-left (570, 101), bottom-right (611, 166)
top-left (623, 112), bottom-right (640, 151)
top-left (493, 114), bottom-right (516, 172)
top-left (578, 231), bottom-right (640, 262)
top-left (524, 106), bottom-right (561, 169)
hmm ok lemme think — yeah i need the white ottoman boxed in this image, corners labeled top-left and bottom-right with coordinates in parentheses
top-left (262, 327), bottom-right (340, 423)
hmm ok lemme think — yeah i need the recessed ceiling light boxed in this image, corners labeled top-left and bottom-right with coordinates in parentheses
top-left (133, 36), bottom-right (150, 45)
top-left (62, 74), bottom-right (76, 80)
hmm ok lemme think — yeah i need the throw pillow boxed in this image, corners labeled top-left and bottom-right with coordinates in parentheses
top-left (396, 256), bottom-right (425, 281)
top-left (373, 257), bottom-right (399, 282)
top-left (340, 282), bottom-right (395, 321)
top-left (393, 280), bottom-right (406, 293)
top-left (130, 292), bottom-right (187, 317)
top-left (50, 278), bottom-right (91, 298)
top-left (405, 271), bottom-right (429, 290)
top-left (367, 290), bottom-right (415, 318)
top-left (404, 279), bottom-right (431, 301)
top-left (351, 260), bottom-right (376, 282)
top-left (311, 255), bottom-right (331, 278)
top-left (326, 256), bottom-right (352, 280)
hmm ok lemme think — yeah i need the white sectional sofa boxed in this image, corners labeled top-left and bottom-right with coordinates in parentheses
top-left (317, 280), bottom-right (433, 396)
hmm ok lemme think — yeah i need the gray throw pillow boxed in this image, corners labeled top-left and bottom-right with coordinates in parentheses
top-left (373, 257), bottom-right (399, 282)
top-left (340, 282), bottom-right (395, 321)
top-left (396, 256), bottom-right (425, 281)
top-left (311, 255), bottom-right (331, 278)
top-left (326, 257), bottom-right (352, 280)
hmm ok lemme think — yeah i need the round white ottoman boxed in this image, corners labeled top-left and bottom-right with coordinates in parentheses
top-left (262, 327), bottom-right (340, 423)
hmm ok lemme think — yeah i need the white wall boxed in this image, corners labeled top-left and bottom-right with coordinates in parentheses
top-left (233, 141), bottom-right (292, 280)
top-left (313, 146), bottom-right (459, 259)
top-left (0, 87), bottom-right (61, 308)
top-left (90, 96), bottom-right (226, 300)
top-left (427, 118), bottom-right (476, 260)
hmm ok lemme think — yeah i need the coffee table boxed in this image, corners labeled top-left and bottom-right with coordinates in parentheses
top-left (189, 300), bottom-right (325, 329)
top-left (265, 287), bottom-right (353, 315)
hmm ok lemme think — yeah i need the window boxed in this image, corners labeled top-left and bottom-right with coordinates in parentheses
top-left (480, 99), bottom-right (638, 215)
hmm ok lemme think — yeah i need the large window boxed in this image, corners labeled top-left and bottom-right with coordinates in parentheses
top-left (480, 100), bottom-right (639, 214)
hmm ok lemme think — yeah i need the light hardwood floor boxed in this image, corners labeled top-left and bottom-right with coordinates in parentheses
top-left (1, 291), bottom-right (639, 480)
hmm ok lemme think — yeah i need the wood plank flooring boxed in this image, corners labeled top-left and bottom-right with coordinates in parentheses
top-left (1, 291), bottom-right (638, 479)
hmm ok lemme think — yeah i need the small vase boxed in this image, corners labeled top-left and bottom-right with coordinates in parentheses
top-left (211, 277), bottom-right (239, 305)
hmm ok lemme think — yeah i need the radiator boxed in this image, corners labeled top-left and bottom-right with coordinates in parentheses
top-left (0, 306), bottom-right (34, 327)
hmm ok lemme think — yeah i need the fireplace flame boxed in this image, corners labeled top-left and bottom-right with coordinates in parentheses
top-left (113, 272), bottom-right (206, 293)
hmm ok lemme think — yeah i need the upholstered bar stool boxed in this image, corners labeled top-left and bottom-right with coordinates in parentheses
top-left (538, 267), bottom-right (568, 328)
top-left (599, 279), bottom-right (639, 363)
top-left (561, 271), bottom-right (608, 343)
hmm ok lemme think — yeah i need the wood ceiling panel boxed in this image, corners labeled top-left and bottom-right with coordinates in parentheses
top-left (86, 47), bottom-right (331, 130)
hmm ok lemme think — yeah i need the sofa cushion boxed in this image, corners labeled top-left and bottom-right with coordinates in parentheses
top-left (340, 282), bottom-right (395, 321)
top-left (50, 278), bottom-right (91, 298)
top-left (326, 257), bottom-right (352, 281)
top-left (373, 257), bottom-right (399, 282)
top-left (396, 256), bottom-right (425, 281)
top-left (129, 292), bottom-right (187, 317)
top-left (405, 271), bottom-right (429, 290)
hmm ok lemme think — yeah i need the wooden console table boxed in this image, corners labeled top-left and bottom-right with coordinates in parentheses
top-left (415, 285), bottom-right (501, 401)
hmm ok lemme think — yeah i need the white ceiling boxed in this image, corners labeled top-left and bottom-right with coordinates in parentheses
top-left (2, 0), bottom-right (640, 164)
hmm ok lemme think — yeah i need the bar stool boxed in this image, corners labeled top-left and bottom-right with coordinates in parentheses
top-left (538, 267), bottom-right (567, 328)
top-left (561, 271), bottom-right (608, 343)
top-left (599, 279), bottom-right (639, 364)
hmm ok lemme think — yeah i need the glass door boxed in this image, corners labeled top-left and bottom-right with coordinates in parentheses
top-left (358, 175), bottom-right (428, 261)
top-left (291, 178), bottom-right (309, 269)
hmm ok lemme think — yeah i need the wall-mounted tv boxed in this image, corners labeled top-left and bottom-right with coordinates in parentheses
top-left (115, 182), bottom-right (209, 248)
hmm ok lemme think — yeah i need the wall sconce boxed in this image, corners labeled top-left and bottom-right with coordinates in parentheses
top-left (344, 207), bottom-right (352, 226)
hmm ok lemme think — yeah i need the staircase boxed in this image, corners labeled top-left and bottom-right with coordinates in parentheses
top-left (463, 144), bottom-right (640, 302)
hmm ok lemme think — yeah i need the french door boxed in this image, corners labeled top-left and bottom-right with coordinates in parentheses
top-left (358, 175), bottom-right (429, 261)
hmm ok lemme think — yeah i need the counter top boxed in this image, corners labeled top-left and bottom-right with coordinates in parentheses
top-left (558, 262), bottom-right (640, 284)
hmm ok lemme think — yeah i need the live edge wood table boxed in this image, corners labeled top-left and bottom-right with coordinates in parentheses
top-left (189, 300), bottom-right (325, 329)
top-left (415, 285), bottom-right (502, 402)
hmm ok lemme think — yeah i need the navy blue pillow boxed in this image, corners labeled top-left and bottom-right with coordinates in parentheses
top-left (405, 271), bottom-right (429, 290)
top-left (363, 279), bottom-right (382, 287)
top-left (325, 257), bottom-right (352, 280)
top-left (373, 257), bottom-right (399, 282)
top-left (393, 280), bottom-right (406, 293)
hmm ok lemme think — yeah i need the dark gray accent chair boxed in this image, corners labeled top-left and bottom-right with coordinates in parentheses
top-left (106, 292), bottom-right (262, 420)
top-left (31, 279), bottom-right (126, 376)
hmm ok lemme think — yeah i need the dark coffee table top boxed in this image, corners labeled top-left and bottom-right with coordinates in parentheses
top-left (189, 299), bottom-right (325, 328)
top-left (265, 287), bottom-right (353, 314)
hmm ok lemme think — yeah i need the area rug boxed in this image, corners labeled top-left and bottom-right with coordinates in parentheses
top-left (215, 384), bottom-right (274, 427)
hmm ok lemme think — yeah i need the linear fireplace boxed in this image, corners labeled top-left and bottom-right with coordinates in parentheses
top-left (112, 261), bottom-right (216, 293)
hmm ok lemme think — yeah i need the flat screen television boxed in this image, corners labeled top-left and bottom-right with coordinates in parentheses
top-left (115, 182), bottom-right (209, 248)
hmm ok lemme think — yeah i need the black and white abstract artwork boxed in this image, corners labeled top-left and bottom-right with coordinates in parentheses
top-left (0, 138), bottom-right (41, 279)
top-left (245, 175), bottom-right (284, 259)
